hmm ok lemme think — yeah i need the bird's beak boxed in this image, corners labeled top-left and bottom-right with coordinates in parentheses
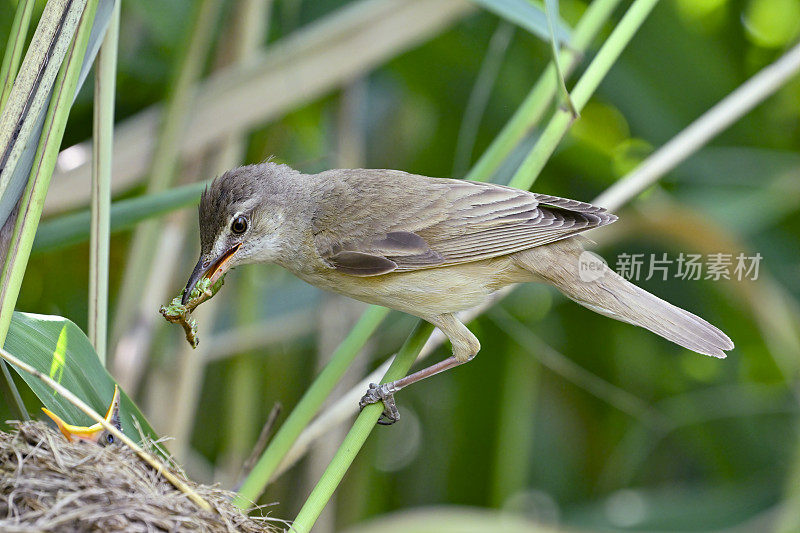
top-left (182, 243), bottom-right (241, 305)
top-left (42, 385), bottom-right (121, 445)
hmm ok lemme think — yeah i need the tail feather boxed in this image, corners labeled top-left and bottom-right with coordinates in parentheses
top-left (569, 270), bottom-right (733, 357)
top-left (517, 241), bottom-right (734, 358)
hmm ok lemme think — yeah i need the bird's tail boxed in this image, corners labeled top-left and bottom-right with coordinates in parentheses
top-left (516, 240), bottom-right (734, 358)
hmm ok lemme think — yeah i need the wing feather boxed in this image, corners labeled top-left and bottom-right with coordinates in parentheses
top-left (311, 170), bottom-right (616, 276)
top-left (328, 251), bottom-right (398, 276)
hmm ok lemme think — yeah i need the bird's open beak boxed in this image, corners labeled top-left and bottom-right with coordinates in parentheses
top-left (182, 243), bottom-right (241, 305)
top-left (42, 385), bottom-right (121, 445)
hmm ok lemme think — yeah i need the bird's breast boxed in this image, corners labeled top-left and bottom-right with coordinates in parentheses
top-left (290, 256), bottom-right (529, 317)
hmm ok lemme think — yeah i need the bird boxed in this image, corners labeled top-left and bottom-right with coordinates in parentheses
top-left (183, 162), bottom-right (733, 424)
top-left (41, 385), bottom-right (121, 445)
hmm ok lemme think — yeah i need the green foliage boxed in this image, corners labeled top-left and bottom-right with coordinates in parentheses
top-left (3, 0), bottom-right (800, 531)
top-left (4, 312), bottom-right (157, 440)
top-left (0, 0), bottom-right (104, 420)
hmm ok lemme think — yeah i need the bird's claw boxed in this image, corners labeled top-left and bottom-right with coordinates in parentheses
top-left (359, 382), bottom-right (400, 425)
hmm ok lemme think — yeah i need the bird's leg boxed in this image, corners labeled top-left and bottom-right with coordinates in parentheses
top-left (360, 355), bottom-right (470, 424)
top-left (359, 314), bottom-right (480, 425)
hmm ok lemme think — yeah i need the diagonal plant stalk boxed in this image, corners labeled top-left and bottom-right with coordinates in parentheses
top-left (234, 0), bottom-right (627, 509)
top-left (257, 14), bottom-right (800, 496)
top-left (234, 305), bottom-right (389, 505)
top-left (469, 0), bottom-right (621, 180)
top-left (283, 0), bottom-right (662, 527)
top-left (510, 0), bottom-right (660, 190)
top-left (88, 0), bottom-right (120, 365)
top-left (0, 0), bottom-right (36, 113)
top-left (594, 38), bottom-right (800, 212)
top-left (0, 0), bottom-right (101, 420)
top-left (110, 0), bottom-right (222, 351)
top-left (283, 322), bottom-right (434, 531)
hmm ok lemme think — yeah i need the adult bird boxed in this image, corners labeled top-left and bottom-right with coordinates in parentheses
top-left (183, 163), bottom-right (733, 423)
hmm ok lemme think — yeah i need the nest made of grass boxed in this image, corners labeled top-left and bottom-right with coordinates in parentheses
top-left (0, 421), bottom-right (282, 532)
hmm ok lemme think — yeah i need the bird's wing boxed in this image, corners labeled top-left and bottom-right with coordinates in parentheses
top-left (311, 169), bottom-right (616, 276)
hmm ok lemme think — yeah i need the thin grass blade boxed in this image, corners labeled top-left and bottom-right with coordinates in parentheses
top-left (88, 0), bottom-right (120, 364)
top-left (544, 0), bottom-right (577, 116)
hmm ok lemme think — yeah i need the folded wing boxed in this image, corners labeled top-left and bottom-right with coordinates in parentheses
top-left (311, 170), bottom-right (617, 276)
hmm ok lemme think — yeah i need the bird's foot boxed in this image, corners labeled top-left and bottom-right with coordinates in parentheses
top-left (359, 382), bottom-right (400, 425)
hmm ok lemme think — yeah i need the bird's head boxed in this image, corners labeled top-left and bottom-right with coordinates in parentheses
top-left (182, 163), bottom-right (301, 303)
top-left (42, 385), bottom-right (121, 446)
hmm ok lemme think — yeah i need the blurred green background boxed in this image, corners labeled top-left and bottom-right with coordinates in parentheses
top-left (2, 0), bottom-right (800, 531)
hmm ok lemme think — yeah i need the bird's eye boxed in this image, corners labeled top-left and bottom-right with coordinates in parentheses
top-left (106, 433), bottom-right (114, 444)
top-left (231, 215), bottom-right (248, 234)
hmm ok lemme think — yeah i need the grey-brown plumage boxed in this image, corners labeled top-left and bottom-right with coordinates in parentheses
top-left (188, 162), bottom-right (733, 422)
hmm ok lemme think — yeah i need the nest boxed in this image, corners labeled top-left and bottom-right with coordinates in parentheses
top-left (0, 421), bottom-right (282, 532)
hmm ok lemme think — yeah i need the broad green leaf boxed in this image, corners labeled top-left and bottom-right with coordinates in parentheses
top-left (471, 0), bottom-right (571, 44)
top-left (4, 311), bottom-right (157, 442)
